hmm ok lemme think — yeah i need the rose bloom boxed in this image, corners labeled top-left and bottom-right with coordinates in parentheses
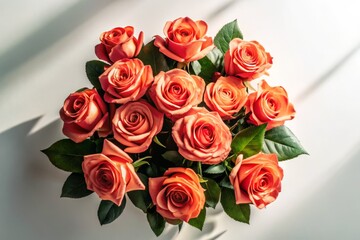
top-left (204, 76), bottom-right (248, 120)
top-left (82, 139), bottom-right (145, 206)
top-left (172, 108), bottom-right (232, 164)
top-left (224, 38), bottom-right (273, 80)
top-left (229, 153), bottom-right (283, 209)
top-left (95, 26), bottom-right (143, 63)
top-left (148, 69), bottom-right (205, 121)
top-left (60, 88), bottom-right (110, 143)
top-left (99, 58), bottom-right (153, 104)
top-left (246, 80), bottom-right (295, 130)
top-left (112, 100), bottom-right (164, 153)
top-left (154, 17), bottom-right (214, 63)
top-left (149, 167), bottom-right (205, 222)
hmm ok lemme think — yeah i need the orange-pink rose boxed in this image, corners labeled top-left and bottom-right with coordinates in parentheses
top-left (172, 107), bottom-right (232, 164)
top-left (148, 69), bottom-right (205, 121)
top-left (99, 58), bottom-right (153, 104)
top-left (246, 80), bottom-right (295, 130)
top-left (224, 38), bottom-right (272, 80)
top-left (154, 17), bottom-right (214, 63)
top-left (204, 76), bottom-right (248, 120)
top-left (112, 100), bottom-right (164, 153)
top-left (60, 88), bottom-right (110, 143)
top-left (229, 153), bottom-right (283, 209)
top-left (82, 139), bottom-right (145, 206)
top-left (149, 167), bottom-right (205, 222)
top-left (95, 26), bottom-right (143, 63)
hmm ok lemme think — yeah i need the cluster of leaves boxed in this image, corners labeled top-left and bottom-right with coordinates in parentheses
top-left (42, 20), bottom-right (307, 236)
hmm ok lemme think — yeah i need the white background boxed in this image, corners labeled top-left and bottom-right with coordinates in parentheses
top-left (1, 0), bottom-right (360, 239)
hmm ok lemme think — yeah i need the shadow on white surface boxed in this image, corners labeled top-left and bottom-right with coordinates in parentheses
top-left (0, 0), bottom-right (116, 80)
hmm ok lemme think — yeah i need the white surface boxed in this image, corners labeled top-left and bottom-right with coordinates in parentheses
top-left (1, 0), bottom-right (360, 239)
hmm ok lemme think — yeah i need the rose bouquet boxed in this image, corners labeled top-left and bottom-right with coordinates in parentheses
top-left (42, 17), bottom-right (307, 236)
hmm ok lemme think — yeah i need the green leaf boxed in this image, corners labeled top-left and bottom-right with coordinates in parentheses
top-left (127, 173), bottom-right (152, 213)
top-left (133, 156), bottom-right (151, 169)
top-left (231, 124), bottom-right (267, 158)
top-left (262, 125), bottom-right (308, 161)
top-left (41, 139), bottom-right (96, 173)
top-left (85, 60), bottom-right (109, 91)
top-left (97, 198), bottom-right (126, 225)
top-left (220, 188), bottom-right (250, 223)
top-left (137, 40), bottom-right (169, 75)
top-left (162, 150), bottom-right (184, 165)
top-left (188, 207), bottom-right (206, 230)
top-left (196, 56), bottom-right (218, 83)
top-left (201, 178), bottom-right (221, 208)
top-left (206, 48), bottom-right (224, 69)
top-left (219, 176), bottom-right (234, 190)
top-left (147, 211), bottom-right (166, 236)
top-left (204, 164), bottom-right (226, 175)
top-left (214, 19), bottom-right (243, 54)
top-left (153, 135), bottom-right (166, 148)
top-left (61, 173), bottom-right (93, 198)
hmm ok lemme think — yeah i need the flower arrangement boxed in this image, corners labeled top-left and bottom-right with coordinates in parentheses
top-left (42, 17), bottom-right (307, 236)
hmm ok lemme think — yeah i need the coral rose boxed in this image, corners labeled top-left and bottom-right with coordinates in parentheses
top-left (95, 26), bottom-right (143, 63)
top-left (60, 88), bottom-right (110, 143)
top-left (246, 80), bottom-right (295, 130)
top-left (82, 139), bottom-right (145, 206)
top-left (99, 58), bottom-right (153, 104)
top-left (112, 100), bottom-right (164, 153)
top-left (224, 38), bottom-right (272, 80)
top-left (149, 167), bottom-right (205, 222)
top-left (204, 76), bottom-right (248, 120)
top-left (172, 108), bottom-right (232, 164)
top-left (148, 69), bottom-right (205, 121)
top-left (229, 153), bottom-right (283, 209)
top-left (154, 17), bottom-right (214, 63)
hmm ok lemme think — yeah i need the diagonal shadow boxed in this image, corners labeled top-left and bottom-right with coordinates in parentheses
top-left (256, 141), bottom-right (360, 240)
top-left (0, 117), bottom-right (180, 240)
top-left (206, 0), bottom-right (241, 21)
top-left (296, 41), bottom-right (360, 103)
top-left (0, 0), bottom-right (115, 81)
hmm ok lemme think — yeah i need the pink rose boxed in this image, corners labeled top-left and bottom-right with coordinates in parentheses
top-left (245, 80), bottom-right (295, 130)
top-left (204, 76), bottom-right (248, 120)
top-left (149, 167), bottom-right (205, 222)
top-left (112, 100), bottom-right (164, 153)
top-left (60, 88), bottom-right (110, 143)
top-left (224, 38), bottom-right (272, 80)
top-left (172, 108), bottom-right (232, 164)
top-left (99, 58), bottom-right (153, 104)
top-left (95, 26), bottom-right (143, 63)
top-left (154, 17), bottom-right (214, 63)
top-left (148, 69), bottom-right (205, 121)
top-left (82, 139), bottom-right (145, 206)
top-left (229, 153), bottom-right (283, 209)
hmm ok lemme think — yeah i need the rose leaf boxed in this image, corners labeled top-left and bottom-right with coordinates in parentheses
top-left (195, 56), bottom-right (218, 84)
top-left (201, 178), bottom-right (221, 208)
top-left (220, 188), bottom-right (250, 224)
top-left (61, 173), bottom-right (93, 198)
top-left (97, 198), bottom-right (126, 225)
top-left (85, 60), bottom-right (109, 92)
top-left (231, 124), bottom-right (267, 158)
top-left (214, 19), bottom-right (243, 54)
top-left (147, 211), bottom-right (166, 237)
top-left (188, 207), bottom-right (206, 230)
top-left (41, 139), bottom-right (96, 173)
top-left (137, 40), bottom-right (169, 75)
top-left (127, 173), bottom-right (152, 213)
top-left (203, 164), bottom-right (226, 175)
top-left (262, 125), bottom-right (309, 161)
